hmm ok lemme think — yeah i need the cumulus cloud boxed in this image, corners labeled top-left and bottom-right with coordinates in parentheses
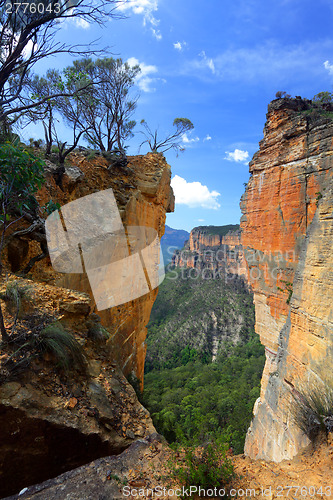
top-left (203, 134), bottom-right (212, 142)
top-left (224, 149), bottom-right (249, 164)
top-left (171, 175), bottom-right (221, 210)
top-left (127, 57), bottom-right (158, 92)
top-left (174, 41), bottom-right (187, 51)
top-left (118, 0), bottom-right (161, 39)
top-left (182, 133), bottom-right (199, 144)
top-left (324, 60), bottom-right (333, 75)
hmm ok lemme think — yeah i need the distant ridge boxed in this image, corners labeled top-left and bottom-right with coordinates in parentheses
top-left (161, 225), bottom-right (190, 265)
top-left (192, 224), bottom-right (240, 237)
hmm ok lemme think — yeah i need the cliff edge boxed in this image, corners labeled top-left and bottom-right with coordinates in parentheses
top-left (0, 152), bottom-right (174, 497)
top-left (241, 98), bottom-right (333, 461)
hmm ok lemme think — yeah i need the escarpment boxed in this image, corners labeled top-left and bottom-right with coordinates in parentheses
top-left (241, 98), bottom-right (333, 462)
top-left (6, 152), bottom-right (174, 387)
top-left (0, 153), bottom-right (173, 497)
top-left (172, 225), bottom-right (249, 283)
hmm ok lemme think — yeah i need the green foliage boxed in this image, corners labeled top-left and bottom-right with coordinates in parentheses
top-left (313, 92), bottom-right (333, 104)
top-left (33, 323), bottom-right (88, 374)
top-left (291, 380), bottom-right (333, 442)
top-left (193, 224), bottom-right (240, 237)
top-left (277, 280), bottom-right (293, 304)
top-left (3, 281), bottom-right (33, 319)
top-left (298, 92), bottom-right (333, 122)
top-left (86, 150), bottom-right (98, 161)
top-left (316, 191), bottom-right (323, 206)
top-left (0, 141), bottom-right (45, 223)
top-left (169, 442), bottom-right (234, 498)
top-left (143, 263), bottom-right (264, 453)
top-left (43, 199), bottom-right (61, 215)
top-left (65, 57), bottom-right (140, 152)
top-left (143, 338), bottom-right (264, 453)
top-left (145, 268), bottom-right (256, 372)
top-left (0, 141), bottom-right (44, 342)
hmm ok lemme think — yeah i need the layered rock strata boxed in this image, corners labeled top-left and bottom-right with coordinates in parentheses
top-left (172, 225), bottom-right (249, 283)
top-left (5, 152), bottom-right (174, 387)
top-left (241, 98), bottom-right (333, 461)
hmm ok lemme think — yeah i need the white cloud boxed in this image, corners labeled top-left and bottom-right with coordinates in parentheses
top-left (324, 60), bottom-right (333, 75)
top-left (74, 17), bottom-right (90, 29)
top-left (118, 0), bottom-right (157, 15)
top-left (203, 135), bottom-right (212, 142)
top-left (199, 50), bottom-right (215, 74)
top-left (151, 27), bottom-right (162, 40)
top-left (127, 57), bottom-right (158, 92)
top-left (171, 175), bottom-right (221, 210)
top-left (184, 40), bottom-right (333, 83)
top-left (174, 41), bottom-right (187, 51)
top-left (118, 0), bottom-right (161, 39)
top-left (198, 219), bottom-right (205, 222)
top-left (182, 133), bottom-right (199, 144)
top-left (224, 149), bottom-right (249, 164)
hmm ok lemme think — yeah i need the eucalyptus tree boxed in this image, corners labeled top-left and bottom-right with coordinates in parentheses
top-left (0, 0), bottom-right (121, 128)
top-left (59, 57), bottom-right (140, 153)
top-left (139, 118), bottom-right (194, 155)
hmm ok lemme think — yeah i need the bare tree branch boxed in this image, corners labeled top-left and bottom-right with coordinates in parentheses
top-left (0, 0), bottom-right (123, 121)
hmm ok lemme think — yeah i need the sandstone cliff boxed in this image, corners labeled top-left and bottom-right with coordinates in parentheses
top-left (6, 152), bottom-right (174, 387)
top-left (241, 98), bottom-right (333, 461)
top-left (172, 225), bottom-right (249, 282)
top-left (0, 152), bottom-right (173, 497)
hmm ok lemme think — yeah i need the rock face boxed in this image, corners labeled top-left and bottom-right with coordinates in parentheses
top-left (6, 152), bottom-right (174, 388)
top-left (0, 277), bottom-right (156, 498)
top-left (0, 152), bottom-right (173, 496)
top-left (241, 98), bottom-right (333, 462)
top-left (172, 225), bottom-right (249, 282)
top-left (5, 434), bottom-right (173, 500)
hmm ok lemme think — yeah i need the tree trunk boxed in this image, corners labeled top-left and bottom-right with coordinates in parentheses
top-left (0, 258), bottom-right (8, 342)
top-left (0, 300), bottom-right (9, 342)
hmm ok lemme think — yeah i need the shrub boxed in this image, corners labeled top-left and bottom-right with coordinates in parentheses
top-left (316, 191), bottom-right (323, 206)
top-left (275, 91), bottom-right (291, 99)
top-left (33, 323), bottom-right (88, 374)
top-left (2, 281), bottom-right (33, 322)
top-left (291, 380), bottom-right (333, 442)
top-left (169, 442), bottom-right (234, 498)
top-left (313, 92), bottom-right (333, 104)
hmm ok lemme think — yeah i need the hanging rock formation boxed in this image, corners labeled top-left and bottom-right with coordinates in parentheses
top-left (241, 98), bottom-right (333, 461)
top-left (0, 152), bottom-right (173, 496)
top-left (5, 152), bottom-right (174, 388)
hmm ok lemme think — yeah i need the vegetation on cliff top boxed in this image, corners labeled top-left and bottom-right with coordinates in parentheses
top-left (191, 224), bottom-right (240, 237)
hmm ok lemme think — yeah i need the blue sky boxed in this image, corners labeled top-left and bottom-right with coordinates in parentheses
top-left (24, 0), bottom-right (333, 231)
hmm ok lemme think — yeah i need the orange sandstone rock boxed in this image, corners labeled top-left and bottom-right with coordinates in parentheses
top-left (241, 98), bottom-right (333, 461)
